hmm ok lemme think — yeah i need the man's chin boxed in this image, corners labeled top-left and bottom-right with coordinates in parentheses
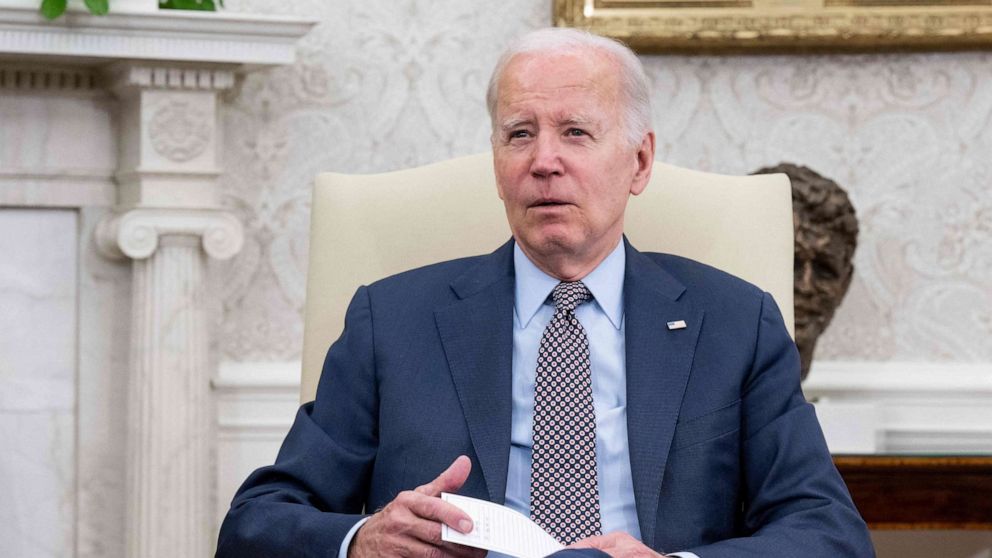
top-left (526, 235), bottom-right (580, 258)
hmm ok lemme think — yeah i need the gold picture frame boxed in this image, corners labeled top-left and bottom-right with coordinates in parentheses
top-left (554, 0), bottom-right (992, 52)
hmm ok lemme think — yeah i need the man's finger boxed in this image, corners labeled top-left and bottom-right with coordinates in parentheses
top-left (402, 513), bottom-right (446, 545)
top-left (415, 455), bottom-right (472, 497)
top-left (393, 523), bottom-right (485, 558)
top-left (407, 493), bottom-right (474, 534)
top-left (400, 539), bottom-right (465, 558)
top-left (402, 515), bottom-right (485, 556)
top-left (568, 534), bottom-right (613, 549)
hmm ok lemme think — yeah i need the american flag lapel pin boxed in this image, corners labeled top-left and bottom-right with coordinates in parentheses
top-left (667, 320), bottom-right (687, 330)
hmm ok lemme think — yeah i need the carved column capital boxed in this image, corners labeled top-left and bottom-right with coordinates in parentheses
top-left (96, 208), bottom-right (244, 261)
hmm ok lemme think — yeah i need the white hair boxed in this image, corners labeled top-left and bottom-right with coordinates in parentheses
top-left (486, 27), bottom-right (652, 146)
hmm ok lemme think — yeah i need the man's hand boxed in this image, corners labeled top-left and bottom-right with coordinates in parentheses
top-left (349, 455), bottom-right (486, 558)
top-left (569, 532), bottom-right (667, 558)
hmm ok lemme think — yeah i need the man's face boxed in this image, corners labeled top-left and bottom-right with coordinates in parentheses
top-left (492, 50), bottom-right (654, 276)
top-left (793, 217), bottom-right (854, 345)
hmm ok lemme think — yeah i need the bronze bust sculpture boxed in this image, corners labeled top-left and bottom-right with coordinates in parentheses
top-left (752, 164), bottom-right (859, 380)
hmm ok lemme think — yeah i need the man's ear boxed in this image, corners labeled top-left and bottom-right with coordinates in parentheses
top-left (630, 131), bottom-right (655, 196)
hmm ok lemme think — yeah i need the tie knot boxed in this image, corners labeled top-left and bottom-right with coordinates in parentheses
top-left (551, 281), bottom-right (592, 312)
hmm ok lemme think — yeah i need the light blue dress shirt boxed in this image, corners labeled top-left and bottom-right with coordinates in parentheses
top-left (495, 240), bottom-right (640, 555)
top-left (340, 240), bottom-right (696, 557)
top-left (498, 241), bottom-right (695, 558)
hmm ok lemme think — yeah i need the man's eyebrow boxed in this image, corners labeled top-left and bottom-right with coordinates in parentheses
top-left (499, 117), bottom-right (532, 131)
top-left (498, 115), bottom-right (598, 133)
top-left (557, 116), bottom-right (594, 128)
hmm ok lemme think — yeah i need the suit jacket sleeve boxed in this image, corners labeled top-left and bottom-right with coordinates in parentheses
top-left (685, 292), bottom-right (873, 558)
top-left (216, 286), bottom-right (377, 558)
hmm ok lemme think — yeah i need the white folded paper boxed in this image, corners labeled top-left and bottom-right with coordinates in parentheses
top-left (441, 493), bottom-right (564, 558)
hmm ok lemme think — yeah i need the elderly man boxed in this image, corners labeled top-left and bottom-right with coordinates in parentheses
top-left (217, 28), bottom-right (873, 558)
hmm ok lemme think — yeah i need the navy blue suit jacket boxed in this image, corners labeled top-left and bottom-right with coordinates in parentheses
top-left (217, 239), bottom-right (873, 557)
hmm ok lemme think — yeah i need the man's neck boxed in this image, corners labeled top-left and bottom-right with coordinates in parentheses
top-left (517, 236), bottom-right (623, 282)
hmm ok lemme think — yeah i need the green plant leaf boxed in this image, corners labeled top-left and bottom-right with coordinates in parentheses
top-left (159, 0), bottom-right (218, 10)
top-left (40, 0), bottom-right (68, 20)
top-left (84, 0), bottom-right (109, 15)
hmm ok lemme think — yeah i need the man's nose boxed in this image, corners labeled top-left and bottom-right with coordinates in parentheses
top-left (530, 133), bottom-right (564, 178)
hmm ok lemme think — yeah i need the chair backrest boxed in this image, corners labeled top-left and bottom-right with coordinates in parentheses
top-left (301, 152), bottom-right (794, 402)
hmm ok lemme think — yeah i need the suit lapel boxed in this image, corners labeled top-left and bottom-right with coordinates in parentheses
top-left (434, 240), bottom-right (515, 503)
top-left (432, 237), bottom-right (705, 533)
top-left (623, 241), bottom-right (703, 548)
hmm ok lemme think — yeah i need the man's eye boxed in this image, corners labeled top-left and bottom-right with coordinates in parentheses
top-left (565, 128), bottom-right (587, 137)
top-left (508, 130), bottom-right (530, 139)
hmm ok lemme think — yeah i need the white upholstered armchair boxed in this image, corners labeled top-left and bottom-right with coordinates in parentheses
top-left (300, 153), bottom-right (793, 402)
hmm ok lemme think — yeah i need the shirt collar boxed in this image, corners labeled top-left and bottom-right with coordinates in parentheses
top-left (513, 238), bottom-right (625, 330)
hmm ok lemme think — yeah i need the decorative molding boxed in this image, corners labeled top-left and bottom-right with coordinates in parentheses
top-left (213, 362), bottom-right (300, 433)
top-left (148, 98), bottom-right (213, 162)
top-left (96, 208), bottom-right (245, 261)
top-left (0, 6), bottom-right (316, 66)
top-left (213, 360), bottom-right (300, 528)
top-left (0, 65), bottom-right (97, 92)
top-left (884, 428), bottom-right (992, 454)
top-left (212, 361), bottom-right (302, 441)
top-left (804, 361), bottom-right (992, 397)
top-left (213, 361), bottom-right (301, 430)
top-left (806, 361), bottom-right (992, 454)
top-left (213, 360), bottom-right (302, 391)
top-left (213, 360), bottom-right (302, 439)
top-left (106, 65), bottom-right (237, 93)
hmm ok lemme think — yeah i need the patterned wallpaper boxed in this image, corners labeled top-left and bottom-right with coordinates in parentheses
top-left (217, 0), bottom-right (992, 364)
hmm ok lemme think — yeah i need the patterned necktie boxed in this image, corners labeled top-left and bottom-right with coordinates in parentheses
top-left (530, 281), bottom-right (602, 545)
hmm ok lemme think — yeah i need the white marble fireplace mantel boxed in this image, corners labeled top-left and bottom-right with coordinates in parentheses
top-left (0, 6), bottom-right (315, 558)
top-left (0, 4), bottom-right (316, 207)
top-left (0, 4), bottom-right (313, 66)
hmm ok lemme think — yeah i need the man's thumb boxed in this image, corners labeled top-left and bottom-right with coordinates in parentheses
top-left (415, 455), bottom-right (472, 496)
